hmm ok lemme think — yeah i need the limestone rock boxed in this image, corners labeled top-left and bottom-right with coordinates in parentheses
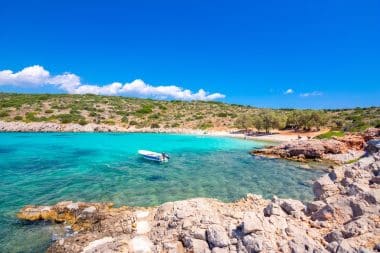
top-left (363, 128), bottom-right (380, 142)
top-left (243, 235), bottom-right (263, 253)
top-left (242, 212), bottom-right (264, 234)
top-left (81, 237), bottom-right (115, 253)
top-left (311, 204), bottom-right (334, 221)
top-left (206, 225), bottom-right (230, 248)
top-left (263, 203), bottom-right (284, 217)
top-left (313, 174), bottom-right (339, 200)
top-left (129, 236), bottom-right (154, 253)
top-left (305, 200), bottom-right (325, 215)
top-left (279, 199), bottom-right (305, 215)
top-left (211, 247), bottom-right (229, 253)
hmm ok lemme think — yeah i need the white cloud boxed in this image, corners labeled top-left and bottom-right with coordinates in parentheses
top-left (0, 65), bottom-right (225, 101)
top-left (284, 88), bottom-right (294, 95)
top-left (300, 91), bottom-right (323, 97)
top-left (0, 65), bottom-right (50, 87)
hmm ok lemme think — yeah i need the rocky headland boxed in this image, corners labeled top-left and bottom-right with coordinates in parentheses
top-left (17, 139), bottom-right (380, 252)
top-left (251, 128), bottom-right (380, 164)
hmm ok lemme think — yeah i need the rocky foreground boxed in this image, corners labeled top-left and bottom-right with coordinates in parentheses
top-left (252, 128), bottom-right (380, 164)
top-left (17, 140), bottom-right (380, 252)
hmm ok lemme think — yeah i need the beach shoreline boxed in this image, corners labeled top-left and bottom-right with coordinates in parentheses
top-left (0, 120), bottom-right (321, 143)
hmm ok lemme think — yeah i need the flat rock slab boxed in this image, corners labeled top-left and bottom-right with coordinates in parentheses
top-left (135, 210), bottom-right (150, 219)
top-left (81, 237), bottom-right (115, 253)
top-left (136, 220), bottom-right (151, 234)
top-left (129, 236), bottom-right (153, 253)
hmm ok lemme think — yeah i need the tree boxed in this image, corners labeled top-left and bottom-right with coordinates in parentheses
top-left (286, 110), bottom-right (327, 131)
top-left (253, 110), bottom-right (287, 134)
top-left (234, 115), bottom-right (253, 132)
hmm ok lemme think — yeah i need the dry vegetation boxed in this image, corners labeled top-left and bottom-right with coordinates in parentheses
top-left (0, 93), bottom-right (379, 132)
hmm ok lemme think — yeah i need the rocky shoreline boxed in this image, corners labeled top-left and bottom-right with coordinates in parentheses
top-left (17, 139), bottom-right (380, 252)
top-left (252, 128), bottom-right (380, 164)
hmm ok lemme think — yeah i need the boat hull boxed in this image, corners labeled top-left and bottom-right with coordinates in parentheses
top-left (138, 150), bottom-right (168, 162)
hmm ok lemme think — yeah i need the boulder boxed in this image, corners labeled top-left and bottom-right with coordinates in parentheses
top-left (313, 174), bottom-right (339, 200)
top-left (242, 212), bottom-right (264, 234)
top-left (263, 203), bottom-right (284, 217)
top-left (363, 189), bottom-right (380, 204)
top-left (363, 128), bottom-right (380, 141)
top-left (366, 140), bottom-right (380, 154)
top-left (163, 241), bottom-right (185, 253)
top-left (279, 199), bottom-right (305, 215)
top-left (335, 240), bottom-right (356, 253)
top-left (311, 204), bottom-right (334, 221)
top-left (206, 225), bottom-right (230, 248)
top-left (192, 228), bottom-right (207, 241)
top-left (305, 200), bottom-right (325, 215)
top-left (324, 230), bottom-right (344, 243)
top-left (342, 216), bottom-right (372, 238)
top-left (191, 239), bottom-right (211, 253)
top-left (243, 235), bottom-right (263, 253)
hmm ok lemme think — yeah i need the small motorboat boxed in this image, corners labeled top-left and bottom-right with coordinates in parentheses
top-left (138, 150), bottom-right (170, 162)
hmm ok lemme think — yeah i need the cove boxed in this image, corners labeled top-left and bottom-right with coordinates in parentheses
top-left (0, 133), bottom-right (323, 252)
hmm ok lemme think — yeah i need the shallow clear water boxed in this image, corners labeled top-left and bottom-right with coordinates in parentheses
top-left (0, 133), bottom-right (323, 252)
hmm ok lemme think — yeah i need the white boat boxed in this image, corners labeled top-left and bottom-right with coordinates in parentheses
top-left (138, 150), bottom-right (169, 162)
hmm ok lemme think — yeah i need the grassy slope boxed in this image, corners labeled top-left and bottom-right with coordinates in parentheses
top-left (0, 93), bottom-right (379, 131)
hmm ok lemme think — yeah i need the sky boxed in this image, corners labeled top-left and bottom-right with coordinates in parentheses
top-left (0, 0), bottom-right (379, 108)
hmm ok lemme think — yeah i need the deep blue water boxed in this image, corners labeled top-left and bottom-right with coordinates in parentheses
top-left (0, 133), bottom-right (323, 252)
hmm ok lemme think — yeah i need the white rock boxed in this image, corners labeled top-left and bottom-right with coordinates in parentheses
top-left (129, 236), bottom-right (153, 253)
top-left (81, 237), bottom-right (114, 253)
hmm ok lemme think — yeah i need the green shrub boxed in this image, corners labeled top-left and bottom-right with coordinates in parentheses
top-left (129, 120), bottom-right (138, 126)
top-left (148, 113), bottom-right (160, 119)
top-left (78, 119), bottom-right (88, 125)
top-left (197, 122), bottom-right (213, 130)
top-left (55, 114), bottom-right (83, 124)
top-left (103, 120), bottom-right (115, 125)
top-left (217, 112), bottom-right (228, 117)
top-left (121, 116), bottom-right (128, 123)
top-left (135, 105), bottom-right (153, 115)
top-left (316, 131), bottom-right (345, 139)
top-left (45, 109), bottom-right (54, 114)
top-left (25, 112), bottom-right (37, 121)
top-left (0, 111), bottom-right (9, 117)
top-left (158, 104), bottom-right (167, 110)
top-left (24, 112), bottom-right (48, 122)
top-left (171, 123), bottom-right (180, 128)
top-left (151, 123), bottom-right (160, 128)
top-left (116, 110), bottom-right (126, 116)
top-left (14, 115), bottom-right (23, 121)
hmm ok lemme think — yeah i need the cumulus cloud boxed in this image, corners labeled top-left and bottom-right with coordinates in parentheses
top-left (0, 65), bottom-right (225, 101)
top-left (284, 88), bottom-right (294, 95)
top-left (300, 91), bottom-right (323, 97)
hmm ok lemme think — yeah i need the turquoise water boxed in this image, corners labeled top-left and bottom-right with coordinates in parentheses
top-left (0, 133), bottom-right (323, 252)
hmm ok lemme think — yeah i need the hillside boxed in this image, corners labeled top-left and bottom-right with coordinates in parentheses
top-left (0, 93), bottom-right (379, 131)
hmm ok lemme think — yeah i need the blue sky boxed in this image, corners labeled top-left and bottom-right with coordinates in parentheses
top-left (0, 0), bottom-right (379, 108)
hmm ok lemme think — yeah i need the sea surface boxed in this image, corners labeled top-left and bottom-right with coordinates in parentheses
top-left (0, 133), bottom-right (324, 252)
